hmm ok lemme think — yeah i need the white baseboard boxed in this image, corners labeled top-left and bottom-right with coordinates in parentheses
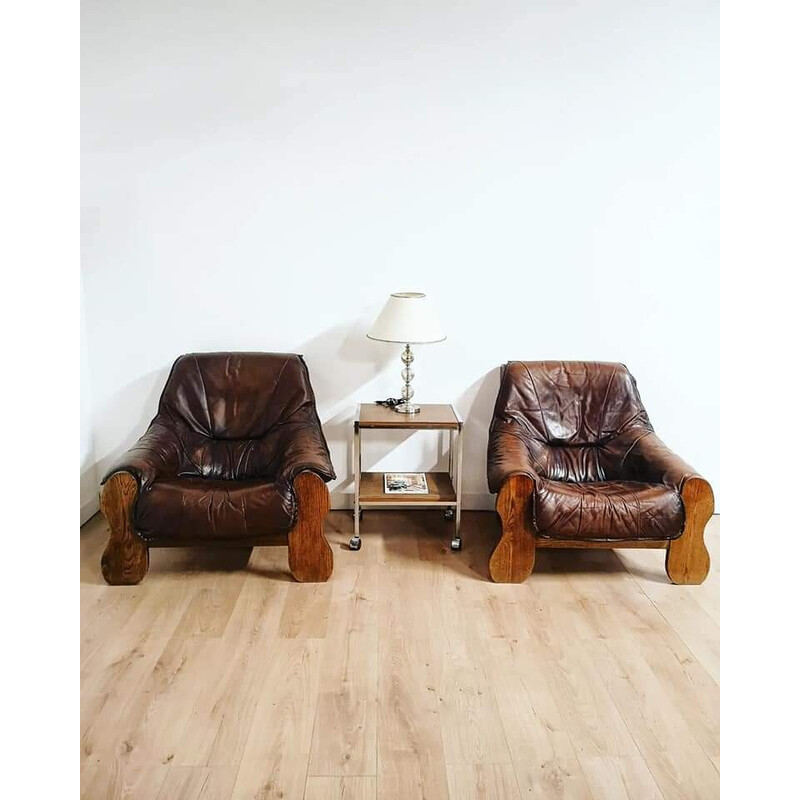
top-left (80, 497), bottom-right (100, 526)
top-left (329, 491), bottom-right (495, 511)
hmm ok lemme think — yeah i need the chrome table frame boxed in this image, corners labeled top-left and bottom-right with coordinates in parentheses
top-left (351, 405), bottom-right (464, 551)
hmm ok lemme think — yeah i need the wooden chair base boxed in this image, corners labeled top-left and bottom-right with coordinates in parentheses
top-left (489, 475), bottom-right (713, 584)
top-left (666, 478), bottom-right (713, 585)
top-left (100, 472), bottom-right (149, 585)
top-left (489, 475), bottom-right (536, 583)
top-left (288, 472), bottom-right (334, 582)
top-left (99, 471), bottom-right (333, 585)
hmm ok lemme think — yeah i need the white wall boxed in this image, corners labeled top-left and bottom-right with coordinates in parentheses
top-left (81, 0), bottom-right (719, 511)
top-left (80, 279), bottom-right (99, 523)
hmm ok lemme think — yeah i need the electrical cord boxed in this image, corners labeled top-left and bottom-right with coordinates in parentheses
top-left (375, 398), bottom-right (403, 408)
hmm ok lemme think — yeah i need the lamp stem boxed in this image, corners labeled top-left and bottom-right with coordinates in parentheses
top-left (395, 344), bottom-right (420, 414)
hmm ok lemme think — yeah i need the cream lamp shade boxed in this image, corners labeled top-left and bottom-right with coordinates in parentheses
top-left (367, 292), bottom-right (446, 344)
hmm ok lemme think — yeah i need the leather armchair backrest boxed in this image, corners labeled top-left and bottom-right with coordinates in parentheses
top-left (153, 352), bottom-right (327, 481)
top-left (160, 352), bottom-right (316, 440)
top-left (493, 361), bottom-right (653, 482)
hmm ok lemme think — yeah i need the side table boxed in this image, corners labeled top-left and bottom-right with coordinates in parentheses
top-left (351, 403), bottom-right (464, 552)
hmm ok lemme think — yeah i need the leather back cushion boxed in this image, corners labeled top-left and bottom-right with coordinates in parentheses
top-left (493, 361), bottom-right (653, 482)
top-left (179, 435), bottom-right (285, 482)
top-left (160, 352), bottom-right (315, 440)
top-left (153, 352), bottom-right (324, 481)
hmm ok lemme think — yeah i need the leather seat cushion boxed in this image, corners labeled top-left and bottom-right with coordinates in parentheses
top-left (535, 478), bottom-right (684, 541)
top-left (135, 478), bottom-right (295, 543)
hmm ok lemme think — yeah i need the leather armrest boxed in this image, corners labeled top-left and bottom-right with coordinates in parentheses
top-left (619, 431), bottom-right (701, 493)
top-left (487, 425), bottom-right (541, 494)
top-left (101, 419), bottom-right (183, 491)
top-left (275, 422), bottom-right (336, 485)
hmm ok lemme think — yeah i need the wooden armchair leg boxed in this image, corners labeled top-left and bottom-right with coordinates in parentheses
top-left (288, 472), bottom-right (333, 583)
top-left (490, 475), bottom-right (536, 583)
top-left (666, 477), bottom-right (713, 585)
top-left (100, 472), bottom-right (149, 585)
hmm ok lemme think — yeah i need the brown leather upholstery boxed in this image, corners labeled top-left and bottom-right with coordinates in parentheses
top-left (102, 353), bottom-right (334, 543)
top-left (135, 478), bottom-right (295, 542)
top-left (487, 361), bottom-right (701, 541)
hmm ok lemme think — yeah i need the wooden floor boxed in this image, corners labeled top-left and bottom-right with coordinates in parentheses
top-left (81, 510), bottom-right (720, 800)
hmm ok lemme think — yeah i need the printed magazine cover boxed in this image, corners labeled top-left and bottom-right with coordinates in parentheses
top-left (383, 472), bottom-right (429, 494)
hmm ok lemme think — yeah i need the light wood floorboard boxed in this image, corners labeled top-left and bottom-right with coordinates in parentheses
top-left (81, 510), bottom-right (720, 799)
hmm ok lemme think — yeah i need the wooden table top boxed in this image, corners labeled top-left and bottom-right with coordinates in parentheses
top-left (356, 403), bottom-right (461, 429)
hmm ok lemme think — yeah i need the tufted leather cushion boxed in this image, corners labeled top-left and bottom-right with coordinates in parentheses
top-left (487, 361), bottom-right (695, 541)
top-left (135, 478), bottom-right (294, 542)
top-left (161, 352), bottom-right (317, 441)
top-left (535, 478), bottom-right (683, 541)
top-left (102, 352), bottom-right (334, 543)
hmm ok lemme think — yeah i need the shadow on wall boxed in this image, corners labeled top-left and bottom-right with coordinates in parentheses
top-left (90, 366), bottom-right (173, 486)
top-left (296, 319), bottom-right (394, 422)
top-left (297, 321), bottom-right (508, 500)
top-left (295, 320), bottom-right (394, 488)
top-left (80, 457), bottom-right (99, 524)
top-left (453, 365), bottom-right (503, 501)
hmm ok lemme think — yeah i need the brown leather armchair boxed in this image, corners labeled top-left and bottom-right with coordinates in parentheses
top-left (99, 352), bottom-right (336, 585)
top-left (487, 361), bottom-right (713, 584)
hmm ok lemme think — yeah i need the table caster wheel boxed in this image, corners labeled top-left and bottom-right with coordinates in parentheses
top-left (443, 507), bottom-right (455, 521)
top-left (349, 536), bottom-right (362, 551)
top-left (450, 537), bottom-right (462, 551)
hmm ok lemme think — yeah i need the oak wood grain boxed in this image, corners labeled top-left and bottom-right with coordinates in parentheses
top-left (288, 471), bottom-right (334, 583)
top-left (81, 510), bottom-right (720, 800)
top-left (358, 471), bottom-right (456, 504)
top-left (538, 538), bottom-right (669, 549)
top-left (666, 478), bottom-right (713, 585)
top-left (489, 475), bottom-right (536, 583)
top-left (357, 402), bottom-right (460, 429)
top-left (99, 471), bottom-right (149, 585)
top-left (305, 776), bottom-right (377, 800)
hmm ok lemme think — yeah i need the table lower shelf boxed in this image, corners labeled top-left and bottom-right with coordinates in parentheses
top-left (357, 471), bottom-right (456, 506)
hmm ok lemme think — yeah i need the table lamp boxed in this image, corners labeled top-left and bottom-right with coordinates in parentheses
top-left (367, 292), bottom-right (446, 414)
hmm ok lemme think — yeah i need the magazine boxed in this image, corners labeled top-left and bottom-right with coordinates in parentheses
top-left (383, 472), bottom-right (429, 494)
